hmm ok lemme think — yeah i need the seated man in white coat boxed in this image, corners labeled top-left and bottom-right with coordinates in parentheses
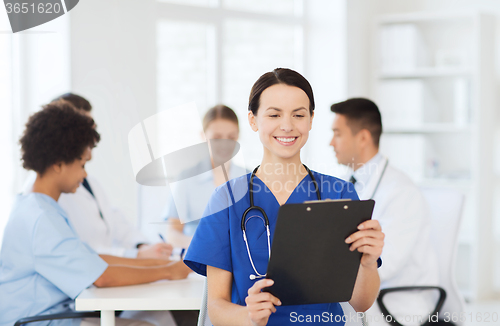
top-left (24, 93), bottom-right (172, 259)
top-left (330, 98), bottom-right (439, 326)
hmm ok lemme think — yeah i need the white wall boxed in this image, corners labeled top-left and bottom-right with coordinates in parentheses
top-left (70, 0), bottom-right (158, 224)
top-left (346, 0), bottom-right (500, 300)
top-left (347, 0), bottom-right (500, 97)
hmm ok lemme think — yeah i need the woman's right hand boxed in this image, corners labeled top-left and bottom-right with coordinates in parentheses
top-left (245, 279), bottom-right (281, 326)
top-left (137, 243), bottom-right (173, 260)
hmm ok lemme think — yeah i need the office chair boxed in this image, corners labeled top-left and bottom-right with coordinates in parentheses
top-left (377, 187), bottom-right (466, 326)
top-left (14, 312), bottom-right (100, 326)
top-left (197, 278), bottom-right (363, 326)
top-left (197, 279), bottom-right (211, 326)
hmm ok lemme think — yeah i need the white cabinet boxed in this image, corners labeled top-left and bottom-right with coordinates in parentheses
top-left (371, 12), bottom-right (496, 300)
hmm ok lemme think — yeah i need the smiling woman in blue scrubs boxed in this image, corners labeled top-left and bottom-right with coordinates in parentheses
top-left (183, 68), bottom-right (385, 326)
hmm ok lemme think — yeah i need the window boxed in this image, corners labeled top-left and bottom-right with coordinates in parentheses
top-left (223, 0), bottom-right (299, 15)
top-left (222, 19), bottom-right (300, 111)
top-left (156, 1), bottom-right (304, 168)
top-left (157, 20), bottom-right (215, 113)
top-left (0, 16), bottom-right (71, 247)
top-left (158, 0), bottom-right (216, 7)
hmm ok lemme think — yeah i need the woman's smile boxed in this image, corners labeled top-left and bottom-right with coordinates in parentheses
top-left (274, 136), bottom-right (298, 146)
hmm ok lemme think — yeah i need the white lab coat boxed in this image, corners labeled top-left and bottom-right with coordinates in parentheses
top-left (350, 153), bottom-right (439, 326)
top-left (23, 174), bottom-right (149, 258)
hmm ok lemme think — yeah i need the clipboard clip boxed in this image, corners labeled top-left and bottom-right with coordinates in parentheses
top-left (303, 198), bottom-right (352, 204)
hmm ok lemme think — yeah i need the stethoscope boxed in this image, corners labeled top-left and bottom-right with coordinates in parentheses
top-left (242, 164), bottom-right (321, 280)
top-left (351, 158), bottom-right (389, 199)
top-left (368, 158), bottom-right (389, 199)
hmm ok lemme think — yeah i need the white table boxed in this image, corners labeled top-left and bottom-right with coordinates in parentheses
top-left (75, 273), bottom-right (204, 326)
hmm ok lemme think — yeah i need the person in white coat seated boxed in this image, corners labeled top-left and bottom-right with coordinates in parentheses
top-left (329, 98), bottom-right (439, 326)
top-left (23, 93), bottom-right (173, 260)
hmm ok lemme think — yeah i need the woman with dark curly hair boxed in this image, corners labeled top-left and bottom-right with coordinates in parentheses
top-left (0, 102), bottom-right (189, 326)
top-left (20, 93), bottom-right (174, 261)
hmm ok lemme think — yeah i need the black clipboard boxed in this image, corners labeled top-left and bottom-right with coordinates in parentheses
top-left (263, 199), bottom-right (375, 306)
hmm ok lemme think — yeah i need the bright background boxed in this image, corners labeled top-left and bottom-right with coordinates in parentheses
top-left (1, 0), bottom-right (500, 311)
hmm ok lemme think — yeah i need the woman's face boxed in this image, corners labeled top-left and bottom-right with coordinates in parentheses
top-left (204, 119), bottom-right (239, 165)
top-left (248, 83), bottom-right (313, 161)
top-left (58, 147), bottom-right (91, 193)
top-left (204, 119), bottom-right (239, 141)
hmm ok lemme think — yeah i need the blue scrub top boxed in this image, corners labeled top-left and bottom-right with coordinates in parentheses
top-left (184, 171), bottom-right (359, 325)
top-left (0, 193), bottom-right (108, 326)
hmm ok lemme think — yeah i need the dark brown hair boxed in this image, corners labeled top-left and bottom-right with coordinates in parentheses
top-left (248, 68), bottom-right (315, 116)
top-left (52, 93), bottom-right (92, 112)
top-left (20, 101), bottom-right (100, 174)
top-left (330, 98), bottom-right (383, 147)
top-left (202, 104), bottom-right (239, 131)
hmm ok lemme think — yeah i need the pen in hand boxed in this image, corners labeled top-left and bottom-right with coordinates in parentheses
top-left (160, 233), bottom-right (185, 260)
top-left (157, 234), bottom-right (174, 258)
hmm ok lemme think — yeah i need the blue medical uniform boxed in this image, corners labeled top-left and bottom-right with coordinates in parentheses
top-left (184, 171), bottom-right (359, 325)
top-left (0, 193), bottom-right (108, 326)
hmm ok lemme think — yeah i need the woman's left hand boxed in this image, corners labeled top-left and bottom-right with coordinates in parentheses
top-left (345, 220), bottom-right (384, 268)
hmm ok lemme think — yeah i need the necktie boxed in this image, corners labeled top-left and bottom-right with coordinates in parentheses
top-left (82, 178), bottom-right (104, 220)
top-left (349, 175), bottom-right (357, 185)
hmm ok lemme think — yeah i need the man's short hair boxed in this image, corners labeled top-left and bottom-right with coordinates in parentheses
top-left (330, 98), bottom-right (383, 147)
top-left (19, 101), bottom-right (100, 175)
top-left (52, 93), bottom-right (92, 112)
